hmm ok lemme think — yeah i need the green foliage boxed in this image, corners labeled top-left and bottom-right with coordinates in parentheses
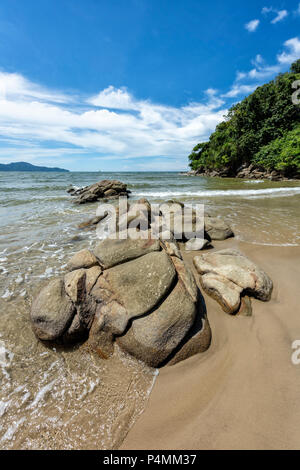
top-left (253, 126), bottom-right (300, 173)
top-left (291, 59), bottom-right (300, 74)
top-left (188, 60), bottom-right (300, 175)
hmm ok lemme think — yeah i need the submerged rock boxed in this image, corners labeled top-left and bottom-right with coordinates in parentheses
top-left (194, 249), bottom-right (273, 314)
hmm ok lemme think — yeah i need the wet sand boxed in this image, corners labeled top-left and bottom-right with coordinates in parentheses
top-left (121, 240), bottom-right (300, 450)
top-left (0, 285), bottom-right (157, 450)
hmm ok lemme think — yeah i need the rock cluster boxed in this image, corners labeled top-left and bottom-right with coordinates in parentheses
top-left (30, 238), bottom-right (211, 367)
top-left (235, 163), bottom-right (288, 181)
top-left (194, 249), bottom-right (273, 315)
top-left (87, 197), bottom-right (234, 246)
top-left (182, 164), bottom-right (298, 181)
top-left (67, 179), bottom-right (131, 204)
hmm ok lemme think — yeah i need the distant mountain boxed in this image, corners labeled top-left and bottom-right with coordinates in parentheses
top-left (0, 162), bottom-right (69, 172)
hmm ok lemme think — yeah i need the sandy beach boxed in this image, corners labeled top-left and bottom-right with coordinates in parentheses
top-left (122, 239), bottom-right (300, 450)
top-left (1, 171), bottom-right (300, 450)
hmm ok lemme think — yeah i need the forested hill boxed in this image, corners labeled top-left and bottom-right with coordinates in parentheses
top-left (188, 59), bottom-right (300, 178)
top-left (0, 162), bottom-right (69, 172)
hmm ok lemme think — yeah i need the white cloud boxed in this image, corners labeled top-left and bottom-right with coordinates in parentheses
top-left (252, 54), bottom-right (264, 66)
top-left (0, 72), bottom-right (227, 165)
top-left (0, 72), bottom-right (71, 103)
top-left (222, 84), bottom-right (258, 98)
top-left (245, 19), bottom-right (260, 32)
top-left (277, 37), bottom-right (300, 64)
top-left (88, 86), bottom-right (138, 110)
top-left (224, 36), bottom-right (299, 98)
top-left (0, 35), bottom-right (298, 170)
top-left (262, 7), bottom-right (288, 24)
top-left (235, 37), bottom-right (299, 83)
top-left (272, 9), bottom-right (288, 23)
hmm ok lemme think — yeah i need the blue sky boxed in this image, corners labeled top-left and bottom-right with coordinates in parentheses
top-left (0, 0), bottom-right (299, 171)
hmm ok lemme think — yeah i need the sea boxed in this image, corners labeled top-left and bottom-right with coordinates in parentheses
top-left (0, 171), bottom-right (300, 449)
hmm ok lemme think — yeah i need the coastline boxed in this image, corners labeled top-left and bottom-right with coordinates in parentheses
top-left (1, 171), bottom-right (300, 450)
top-left (121, 239), bottom-right (300, 450)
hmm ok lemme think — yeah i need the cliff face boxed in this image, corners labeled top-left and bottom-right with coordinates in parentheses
top-left (0, 162), bottom-right (69, 172)
top-left (188, 59), bottom-right (300, 178)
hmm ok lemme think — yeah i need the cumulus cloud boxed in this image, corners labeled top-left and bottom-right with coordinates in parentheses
top-left (245, 19), bottom-right (260, 32)
top-left (88, 86), bottom-right (138, 110)
top-left (0, 72), bottom-right (227, 166)
top-left (0, 35), bottom-right (298, 169)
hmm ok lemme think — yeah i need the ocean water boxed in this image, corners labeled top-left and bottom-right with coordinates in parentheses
top-left (0, 170), bottom-right (300, 449)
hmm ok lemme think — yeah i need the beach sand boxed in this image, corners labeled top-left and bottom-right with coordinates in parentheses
top-left (121, 239), bottom-right (300, 450)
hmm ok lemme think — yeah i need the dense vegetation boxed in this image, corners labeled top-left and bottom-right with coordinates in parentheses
top-left (189, 59), bottom-right (300, 176)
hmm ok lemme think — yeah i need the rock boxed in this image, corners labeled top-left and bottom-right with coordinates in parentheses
top-left (168, 302), bottom-right (211, 366)
top-left (68, 179), bottom-right (131, 204)
top-left (30, 237), bottom-right (211, 366)
top-left (89, 251), bottom-right (177, 356)
top-left (67, 249), bottom-right (98, 271)
top-left (130, 198), bottom-right (152, 220)
top-left (64, 268), bottom-right (97, 334)
top-left (78, 214), bottom-right (108, 229)
top-left (204, 216), bottom-right (234, 240)
top-left (64, 269), bottom-right (86, 304)
top-left (160, 239), bottom-right (182, 259)
top-left (30, 279), bottom-right (75, 341)
top-left (199, 272), bottom-right (242, 314)
top-left (117, 279), bottom-right (197, 367)
top-left (171, 256), bottom-right (198, 303)
top-left (185, 238), bottom-right (211, 251)
top-left (93, 237), bottom-right (161, 269)
top-left (85, 266), bottom-right (102, 294)
top-left (104, 188), bottom-right (117, 197)
top-left (194, 249), bottom-right (273, 314)
top-left (238, 296), bottom-right (252, 316)
top-left (91, 251), bottom-right (176, 318)
top-left (63, 312), bottom-right (87, 343)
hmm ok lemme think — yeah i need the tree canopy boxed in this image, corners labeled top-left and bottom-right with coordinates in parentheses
top-left (188, 60), bottom-right (300, 176)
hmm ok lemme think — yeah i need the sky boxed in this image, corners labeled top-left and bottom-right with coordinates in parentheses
top-left (0, 0), bottom-right (299, 171)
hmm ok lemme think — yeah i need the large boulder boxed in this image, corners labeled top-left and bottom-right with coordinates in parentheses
top-left (193, 249), bottom-right (273, 314)
top-left (89, 251), bottom-right (177, 356)
top-left (68, 179), bottom-right (131, 204)
top-left (30, 237), bottom-right (211, 367)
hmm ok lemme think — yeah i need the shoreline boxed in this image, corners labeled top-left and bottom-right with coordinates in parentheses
top-left (180, 170), bottom-right (300, 182)
top-left (1, 173), bottom-right (300, 450)
top-left (121, 239), bottom-right (300, 450)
